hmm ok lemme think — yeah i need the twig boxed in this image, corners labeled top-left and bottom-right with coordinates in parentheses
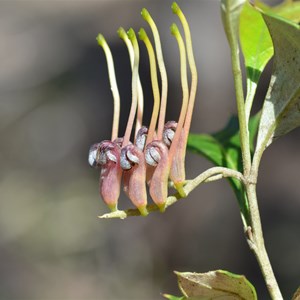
top-left (99, 167), bottom-right (245, 219)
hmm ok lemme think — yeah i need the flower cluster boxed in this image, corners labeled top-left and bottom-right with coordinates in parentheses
top-left (89, 2), bottom-right (198, 216)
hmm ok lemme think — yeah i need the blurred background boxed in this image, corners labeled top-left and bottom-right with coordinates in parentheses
top-left (0, 0), bottom-right (299, 299)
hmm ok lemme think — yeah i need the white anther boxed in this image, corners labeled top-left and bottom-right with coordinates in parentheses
top-left (88, 147), bottom-right (98, 167)
top-left (145, 146), bottom-right (161, 166)
top-left (136, 133), bottom-right (147, 151)
top-left (163, 128), bottom-right (175, 147)
top-left (106, 150), bottom-right (117, 163)
top-left (120, 148), bottom-right (132, 170)
top-left (127, 150), bottom-right (139, 164)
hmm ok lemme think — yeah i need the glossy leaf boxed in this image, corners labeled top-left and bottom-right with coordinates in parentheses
top-left (187, 114), bottom-right (260, 216)
top-left (240, 1), bottom-right (273, 119)
top-left (255, 12), bottom-right (300, 154)
top-left (175, 270), bottom-right (257, 300)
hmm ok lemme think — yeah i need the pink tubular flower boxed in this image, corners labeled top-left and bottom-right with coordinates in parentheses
top-left (88, 34), bottom-right (122, 212)
top-left (89, 141), bottom-right (122, 212)
top-left (119, 28), bottom-right (149, 216)
top-left (90, 2), bottom-right (198, 215)
top-left (145, 140), bottom-right (170, 211)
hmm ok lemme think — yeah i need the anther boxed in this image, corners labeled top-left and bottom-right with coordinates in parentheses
top-left (163, 121), bottom-right (177, 147)
top-left (135, 126), bottom-right (148, 151)
top-left (145, 146), bottom-right (161, 166)
top-left (88, 143), bottom-right (101, 168)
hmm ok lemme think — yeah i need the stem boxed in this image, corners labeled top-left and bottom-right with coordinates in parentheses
top-left (245, 183), bottom-right (283, 300)
top-left (231, 48), bottom-right (251, 176)
top-left (221, 1), bottom-right (251, 177)
top-left (221, 3), bottom-right (282, 298)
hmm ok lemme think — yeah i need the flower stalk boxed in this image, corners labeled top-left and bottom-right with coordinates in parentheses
top-left (220, 1), bottom-right (283, 298)
top-left (99, 167), bottom-right (245, 219)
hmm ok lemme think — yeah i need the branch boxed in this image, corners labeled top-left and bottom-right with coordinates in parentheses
top-left (99, 167), bottom-right (245, 219)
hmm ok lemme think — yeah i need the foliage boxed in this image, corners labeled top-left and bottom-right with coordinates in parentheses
top-left (255, 11), bottom-right (300, 152)
top-left (181, 1), bottom-right (300, 299)
top-left (188, 114), bottom-right (260, 221)
top-left (165, 270), bottom-right (257, 300)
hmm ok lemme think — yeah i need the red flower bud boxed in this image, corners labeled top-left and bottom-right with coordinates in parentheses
top-left (163, 122), bottom-right (186, 194)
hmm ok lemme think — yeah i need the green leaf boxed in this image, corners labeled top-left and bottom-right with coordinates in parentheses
top-left (175, 270), bottom-right (257, 300)
top-left (292, 287), bottom-right (300, 300)
top-left (240, 2), bottom-right (273, 119)
top-left (187, 114), bottom-right (260, 218)
top-left (255, 12), bottom-right (300, 154)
